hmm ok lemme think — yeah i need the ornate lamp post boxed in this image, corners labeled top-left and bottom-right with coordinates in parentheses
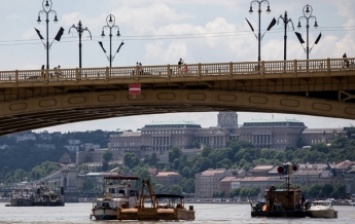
top-left (247, 0), bottom-right (275, 62)
top-left (296, 4), bottom-right (320, 60)
top-left (36, 0), bottom-right (58, 70)
top-left (69, 21), bottom-right (92, 69)
top-left (99, 14), bottom-right (123, 68)
top-left (277, 11), bottom-right (294, 62)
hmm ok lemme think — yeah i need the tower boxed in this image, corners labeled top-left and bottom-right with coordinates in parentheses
top-left (217, 112), bottom-right (238, 129)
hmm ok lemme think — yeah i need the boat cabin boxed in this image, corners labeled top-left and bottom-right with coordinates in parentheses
top-left (264, 186), bottom-right (304, 211)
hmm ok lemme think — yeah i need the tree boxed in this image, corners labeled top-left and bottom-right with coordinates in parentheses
top-left (145, 153), bottom-right (159, 167)
top-left (192, 157), bottom-right (211, 173)
top-left (168, 147), bottom-right (182, 163)
top-left (201, 146), bottom-right (212, 157)
top-left (102, 160), bottom-right (109, 171)
top-left (133, 165), bottom-right (151, 180)
top-left (181, 166), bottom-right (192, 178)
top-left (103, 150), bottom-right (113, 162)
top-left (181, 178), bottom-right (194, 193)
top-left (230, 188), bottom-right (241, 198)
top-left (124, 153), bottom-right (140, 168)
top-left (167, 184), bottom-right (182, 195)
top-left (311, 143), bottom-right (329, 154)
top-left (172, 158), bottom-right (180, 170)
top-left (216, 158), bottom-right (232, 169)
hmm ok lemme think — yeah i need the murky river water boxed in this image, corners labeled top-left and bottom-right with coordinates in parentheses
top-left (0, 202), bottom-right (354, 224)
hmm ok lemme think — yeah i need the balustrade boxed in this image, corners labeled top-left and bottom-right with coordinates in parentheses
top-left (0, 58), bottom-right (354, 84)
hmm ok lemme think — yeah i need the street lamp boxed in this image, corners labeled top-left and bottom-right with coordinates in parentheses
top-left (69, 21), bottom-right (92, 69)
top-left (247, 0), bottom-right (276, 63)
top-left (295, 4), bottom-right (321, 61)
top-left (277, 11), bottom-right (294, 62)
top-left (99, 14), bottom-right (124, 68)
top-left (36, 0), bottom-right (59, 70)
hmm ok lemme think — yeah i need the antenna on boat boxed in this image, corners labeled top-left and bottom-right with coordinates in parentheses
top-left (277, 163), bottom-right (298, 190)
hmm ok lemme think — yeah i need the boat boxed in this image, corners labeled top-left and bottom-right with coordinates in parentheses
top-left (250, 164), bottom-right (308, 218)
top-left (5, 182), bottom-right (64, 207)
top-left (33, 183), bottom-right (65, 206)
top-left (349, 194), bottom-right (355, 206)
top-left (6, 187), bottom-right (35, 206)
top-left (117, 178), bottom-right (195, 221)
top-left (307, 200), bottom-right (338, 218)
top-left (90, 175), bottom-right (140, 220)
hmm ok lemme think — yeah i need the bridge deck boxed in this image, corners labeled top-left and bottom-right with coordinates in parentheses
top-left (0, 58), bottom-right (354, 86)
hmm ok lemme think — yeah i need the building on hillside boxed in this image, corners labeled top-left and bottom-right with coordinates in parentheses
top-left (239, 118), bottom-right (307, 149)
top-left (38, 131), bottom-right (53, 140)
top-left (291, 169), bottom-right (342, 187)
top-left (14, 131), bottom-right (37, 142)
top-left (81, 143), bottom-right (101, 151)
top-left (195, 127), bottom-right (227, 149)
top-left (239, 176), bottom-right (283, 191)
top-left (344, 165), bottom-right (355, 195)
top-left (212, 161), bottom-right (355, 198)
top-left (108, 112), bottom-right (345, 153)
top-left (141, 121), bottom-right (202, 151)
top-left (76, 148), bottom-right (122, 165)
top-left (333, 160), bottom-right (355, 194)
top-left (65, 139), bottom-right (81, 152)
top-left (154, 171), bottom-right (182, 186)
top-left (35, 143), bottom-right (56, 150)
top-left (110, 131), bottom-right (142, 151)
top-left (218, 176), bottom-right (239, 197)
top-left (194, 169), bottom-right (233, 198)
top-left (301, 128), bottom-right (345, 146)
top-left (249, 165), bottom-right (274, 177)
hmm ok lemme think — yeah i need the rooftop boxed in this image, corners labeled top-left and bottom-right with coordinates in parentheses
top-left (156, 171), bottom-right (180, 177)
top-left (144, 121), bottom-right (201, 128)
top-left (244, 118), bottom-right (303, 123)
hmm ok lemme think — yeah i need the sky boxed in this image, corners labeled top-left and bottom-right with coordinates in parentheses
top-left (1, 0), bottom-right (355, 133)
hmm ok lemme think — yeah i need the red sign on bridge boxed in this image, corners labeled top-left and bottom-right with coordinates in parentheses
top-left (129, 83), bottom-right (141, 95)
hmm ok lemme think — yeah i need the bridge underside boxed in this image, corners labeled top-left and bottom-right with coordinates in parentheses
top-left (1, 88), bottom-right (355, 135)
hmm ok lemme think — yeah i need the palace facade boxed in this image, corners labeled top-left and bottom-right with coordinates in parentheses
top-left (109, 112), bottom-right (345, 152)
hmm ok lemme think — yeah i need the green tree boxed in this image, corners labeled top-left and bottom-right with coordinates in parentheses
top-left (145, 153), bottom-right (159, 167)
top-left (103, 150), bottom-right (113, 162)
top-left (133, 165), bottom-right (151, 180)
top-left (181, 178), bottom-right (194, 193)
top-left (216, 158), bottom-right (232, 169)
top-left (102, 160), bottom-right (109, 171)
top-left (201, 146), bottom-right (212, 157)
top-left (230, 188), bottom-right (241, 198)
top-left (124, 153), bottom-right (140, 168)
top-left (311, 143), bottom-right (329, 154)
top-left (192, 157), bottom-right (211, 173)
top-left (167, 184), bottom-right (182, 195)
top-left (168, 147), bottom-right (182, 163)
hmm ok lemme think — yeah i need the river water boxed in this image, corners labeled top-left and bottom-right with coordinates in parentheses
top-left (0, 202), bottom-right (354, 224)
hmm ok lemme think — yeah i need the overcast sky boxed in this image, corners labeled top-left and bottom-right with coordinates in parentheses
top-left (1, 0), bottom-right (355, 133)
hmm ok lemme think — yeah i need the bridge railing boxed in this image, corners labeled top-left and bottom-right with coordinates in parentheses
top-left (0, 58), bottom-right (354, 84)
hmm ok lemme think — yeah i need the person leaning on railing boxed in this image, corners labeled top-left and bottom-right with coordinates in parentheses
top-left (343, 53), bottom-right (350, 68)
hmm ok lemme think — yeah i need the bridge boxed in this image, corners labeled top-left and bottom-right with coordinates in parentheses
top-left (1, 57), bottom-right (355, 136)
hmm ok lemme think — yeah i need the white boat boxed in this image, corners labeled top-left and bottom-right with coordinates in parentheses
top-left (90, 175), bottom-right (140, 220)
top-left (307, 200), bottom-right (338, 218)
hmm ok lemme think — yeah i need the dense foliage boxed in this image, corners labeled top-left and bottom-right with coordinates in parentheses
top-left (0, 130), bottom-right (115, 184)
top-left (121, 136), bottom-right (354, 197)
